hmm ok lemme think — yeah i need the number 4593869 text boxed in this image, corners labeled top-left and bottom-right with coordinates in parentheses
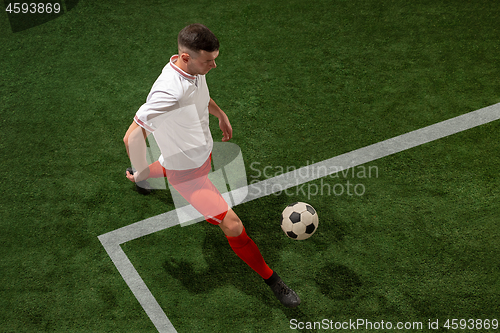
top-left (5, 3), bottom-right (61, 14)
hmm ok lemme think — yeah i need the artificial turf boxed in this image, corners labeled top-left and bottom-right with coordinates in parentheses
top-left (1, 0), bottom-right (499, 332)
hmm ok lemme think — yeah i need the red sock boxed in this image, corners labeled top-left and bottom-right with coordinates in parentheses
top-left (226, 227), bottom-right (274, 280)
top-left (148, 161), bottom-right (167, 178)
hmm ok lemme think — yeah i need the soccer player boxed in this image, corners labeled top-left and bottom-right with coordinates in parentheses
top-left (123, 23), bottom-right (300, 308)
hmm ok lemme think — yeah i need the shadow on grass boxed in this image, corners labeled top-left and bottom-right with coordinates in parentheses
top-left (161, 230), bottom-right (279, 310)
top-left (160, 195), bottom-right (297, 310)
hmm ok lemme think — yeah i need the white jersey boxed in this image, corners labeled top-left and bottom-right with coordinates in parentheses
top-left (134, 55), bottom-right (213, 170)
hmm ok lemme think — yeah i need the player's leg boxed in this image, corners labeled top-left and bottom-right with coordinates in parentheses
top-left (164, 158), bottom-right (301, 307)
top-left (217, 208), bottom-right (243, 236)
top-left (221, 209), bottom-right (301, 308)
top-left (220, 209), bottom-right (272, 278)
top-left (147, 160), bottom-right (167, 178)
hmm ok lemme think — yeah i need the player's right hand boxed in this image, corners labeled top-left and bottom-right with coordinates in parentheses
top-left (126, 169), bottom-right (136, 182)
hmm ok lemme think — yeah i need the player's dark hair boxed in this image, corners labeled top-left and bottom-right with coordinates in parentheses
top-left (178, 24), bottom-right (219, 53)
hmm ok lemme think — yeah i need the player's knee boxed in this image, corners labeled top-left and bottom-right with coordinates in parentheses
top-left (220, 210), bottom-right (243, 237)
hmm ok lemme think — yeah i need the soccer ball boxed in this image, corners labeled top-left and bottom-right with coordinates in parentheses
top-left (281, 202), bottom-right (319, 240)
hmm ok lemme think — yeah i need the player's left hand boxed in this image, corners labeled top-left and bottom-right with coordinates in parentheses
top-left (219, 112), bottom-right (233, 142)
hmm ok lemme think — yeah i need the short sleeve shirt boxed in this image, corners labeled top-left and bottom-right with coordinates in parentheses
top-left (134, 55), bottom-right (213, 170)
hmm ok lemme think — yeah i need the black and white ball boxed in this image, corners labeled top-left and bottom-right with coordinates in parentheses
top-left (281, 202), bottom-right (319, 240)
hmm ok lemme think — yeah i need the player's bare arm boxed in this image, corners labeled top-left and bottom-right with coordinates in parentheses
top-left (208, 98), bottom-right (232, 142)
top-left (123, 121), bottom-right (151, 182)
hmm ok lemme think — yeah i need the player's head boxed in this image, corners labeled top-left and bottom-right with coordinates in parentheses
top-left (177, 24), bottom-right (220, 75)
top-left (178, 23), bottom-right (219, 54)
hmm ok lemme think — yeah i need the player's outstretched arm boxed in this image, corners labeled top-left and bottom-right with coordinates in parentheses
top-left (208, 98), bottom-right (232, 142)
top-left (123, 121), bottom-right (151, 182)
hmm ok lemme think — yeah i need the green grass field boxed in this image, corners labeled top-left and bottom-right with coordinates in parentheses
top-left (1, 0), bottom-right (499, 332)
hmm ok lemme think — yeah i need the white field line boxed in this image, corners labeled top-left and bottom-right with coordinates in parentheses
top-left (98, 103), bottom-right (500, 333)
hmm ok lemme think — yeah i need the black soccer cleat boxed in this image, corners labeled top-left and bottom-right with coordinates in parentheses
top-left (126, 167), bottom-right (152, 195)
top-left (135, 180), bottom-right (152, 195)
top-left (265, 272), bottom-right (301, 308)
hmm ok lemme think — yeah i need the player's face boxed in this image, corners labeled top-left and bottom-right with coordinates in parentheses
top-left (188, 50), bottom-right (219, 75)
